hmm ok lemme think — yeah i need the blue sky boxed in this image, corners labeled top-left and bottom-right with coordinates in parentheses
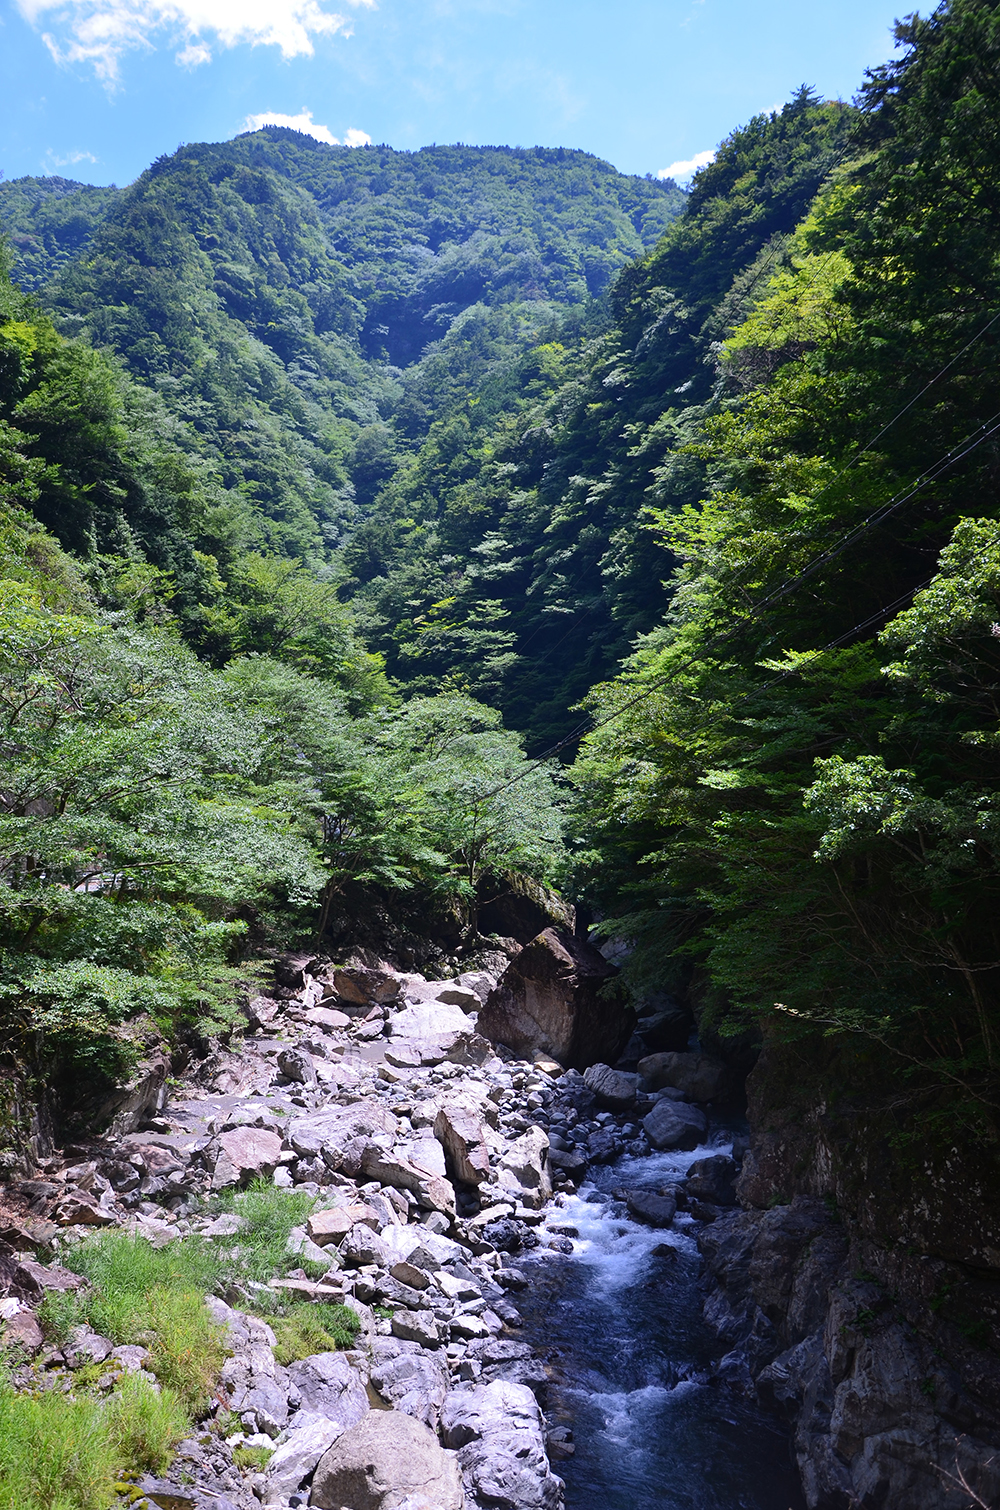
top-left (1, 0), bottom-right (907, 188)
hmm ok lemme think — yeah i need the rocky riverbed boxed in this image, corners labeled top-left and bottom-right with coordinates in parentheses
top-left (6, 937), bottom-right (993, 1510)
top-left (0, 944), bottom-right (756, 1510)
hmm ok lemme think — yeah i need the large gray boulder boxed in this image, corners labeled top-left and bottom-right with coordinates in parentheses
top-left (477, 928), bottom-right (633, 1070)
top-left (207, 1126), bottom-right (283, 1191)
top-left (496, 1126), bottom-right (551, 1210)
top-left (310, 1410), bottom-right (464, 1509)
top-left (288, 1103), bottom-right (398, 1177)
top-left (637, 1050), bottom-right (728, 1102)
top-left (387, 1000), bottom-right (487, 1067)
top-left (434, 1105), bottom-right (491, 1185)
top-left (286, 1350), bottom-right (370, 1430)
top-left (265, 1413), bottom-right (350, 1501)
top-left (641, 1099), bottom-right (707, 1150)
top-left (370, 1337), bottom-right (451, 1429)
top-left (582, 1064), bottom-right (638, 1111)
top-left (440, 1379), bottom-right (563, 1510)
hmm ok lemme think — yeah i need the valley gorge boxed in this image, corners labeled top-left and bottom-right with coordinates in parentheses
top-left (3, 4), bottom-right (1000, 1506)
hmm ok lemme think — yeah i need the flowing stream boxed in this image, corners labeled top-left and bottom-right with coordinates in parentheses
top-left (517, 1126), bottom-right (806, 1510)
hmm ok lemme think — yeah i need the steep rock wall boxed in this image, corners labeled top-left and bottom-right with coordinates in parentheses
top-left (704, 1028), bottom-right (1000, 1508)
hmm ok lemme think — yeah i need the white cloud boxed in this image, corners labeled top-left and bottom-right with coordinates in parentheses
top-left (16, 0), bottom-right (375, 85)
top-left (176, 38), bottom-right (211, 64)
top-left (657, 149), bottom-right (715, 185)
top-left (240, 109), bottom-right (370, 147)
top-left (44, 147), bottom-right (99, 167)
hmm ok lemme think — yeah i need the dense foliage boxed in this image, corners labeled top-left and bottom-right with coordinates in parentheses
top-left (570, 0), bottom-right (1000, 1122)
top-left (6, 8), bottom-right (1000, 1142)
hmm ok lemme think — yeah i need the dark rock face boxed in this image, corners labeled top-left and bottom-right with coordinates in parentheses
top-left (704, 1031), bottom-right (1000, 1510)
top-left (477, 928), bottom-right (634, 1070)
top-left (475, 872), bottom-right (576, 945)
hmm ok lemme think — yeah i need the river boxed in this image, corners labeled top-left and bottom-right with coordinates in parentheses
top-left (517, 1128), bottom-right (806, 1510)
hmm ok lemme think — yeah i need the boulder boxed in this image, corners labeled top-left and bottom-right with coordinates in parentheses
top-left (370, 1337), bottom-right (450, 1428)
top-left (203, 1299), bottom-right (290, 1439)
top-left (305, 1006), bottom-right (352, 1031)
top-left (641, 1099), bottom-right (707, 1151)
top-left (582, 1064), bottom-right (638, 1111)
top-left (440, 1379), bottom-right (563, 1510)
top-left (310, 1409), bottom-right (464, 1510)
top-left (685, 1154), bottom-right (737, 1206)
top-left (434, 1106), bottom-right (491, 1186)
top-left (333, 966), bottom-right (402, 1005)
top-left (289, 1104), bottom-right (398, 1177)
top-left (340, 1224), bottom-right (394, 1269)
top-left (265, 1413), bottom-right (346, 1501)
top-left (387, 1000), bottom-right (482, 1066)
top-left (477, 928), bottom-right (634, 1070)
top-left (433, 985), bottom-right (482, 1013)
top-left (496, 1127), bottom-right (552, 1210)
top-left (2, 1308), bottom-right (43, 1353)
top-left (390, 1309), bottom-right (441, 1349)
top-left (625, 1189), bottom-right (677, 1227)
top-left (53, 1190), bottom-right (117, 1226)
top-left (211, 1126), bottom-right (283, 1190)
top-left (276, 1047), bottom-right (317, 1085)
top-left (307, 1205), bottom-right (380, 1246)
top-left (360, 1144), bottom-right (456, 1216)
top-left (285, 1351), bottom-right (370, 1431)
top-left (637, 1050), bottom-right (728, 1102)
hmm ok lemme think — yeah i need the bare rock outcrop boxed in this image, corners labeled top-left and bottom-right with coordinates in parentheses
top-left (477, 928), bottom-right (634, 1070)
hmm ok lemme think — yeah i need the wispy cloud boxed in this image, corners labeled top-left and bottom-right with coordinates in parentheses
top-left (241, 110), bottom-right (371, 147)
top-left (657, 149), bottom-right (715, 185)
top-left (16, 0), bottom-right (376, 85)
top-left (44, 147), bottom-right (99, 167)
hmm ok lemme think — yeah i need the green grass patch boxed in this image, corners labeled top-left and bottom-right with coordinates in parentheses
top-left (0, 1373), bottom-right (187, 1510)
top-left (232, 1444), bottom-right (273, 1471)
top-left (214, 1180), bottom-right (318, 1287)
top-left (269, 1302), bottom-right (361, 1366)
top-left (63, 1232), bottom-right (228, 1412)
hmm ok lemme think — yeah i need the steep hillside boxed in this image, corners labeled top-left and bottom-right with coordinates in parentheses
top-left (1, 139), bottom-right (683, 572)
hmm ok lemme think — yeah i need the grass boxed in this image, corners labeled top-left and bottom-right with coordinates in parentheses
top-left (1, 1186), bottom-right (335, 1509)
top-left (232, 1444), bottom-right (274, 1471)
top-left (0, 1373), bottom-right (187, 1510)
top-left (214, 1181), bottom-right (319, 1287)
top-left (63, 1232), bottom-right (228, 1412)
top-left (270, 1302), bottom-right (360, 1366)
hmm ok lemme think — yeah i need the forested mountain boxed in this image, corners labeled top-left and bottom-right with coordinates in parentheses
top-left (4, 0), bottom-right (1000, 1153)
